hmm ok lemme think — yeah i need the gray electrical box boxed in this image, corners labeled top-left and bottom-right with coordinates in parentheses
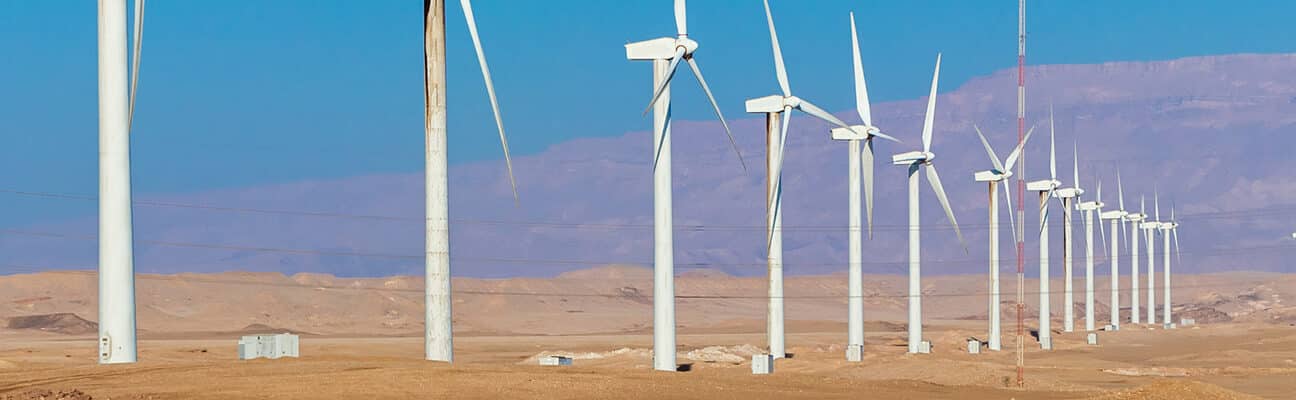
top-left (238, 333), bottom-right (299, 360)
top-left (751, 354), bottom-right (774, 375)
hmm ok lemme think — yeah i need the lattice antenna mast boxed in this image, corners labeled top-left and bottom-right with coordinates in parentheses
top-left (1014, 0), bottom-right (1027, 388)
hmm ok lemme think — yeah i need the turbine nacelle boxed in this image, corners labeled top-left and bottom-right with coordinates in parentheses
top-left (973, 170), bottom-right (1011, 182)
top-left (830, 125), bottom-right (883, 141)
top-left (1026, 179), bottom-right (1062, 192)
top-left (1125, 212), bottom-right (1147, 222)
top-left (1139, 221), bottom-right (1162, 230)
top-left (624, 36), bottom-right (699, 60)
top-left (744, 94), bottom-right (804, 113)
top-left (1100, 209), bottom-right (1127, 220)
top-left (891, 150), bottom-right (934, 165)
top-left (1054, 187), bottom-right (1085, 198)
top-left (1076, 200), bottom-right (1104, 211)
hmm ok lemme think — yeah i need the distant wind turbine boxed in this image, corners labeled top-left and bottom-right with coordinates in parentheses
top-left (423, 0), bottom-right (521, 363)
top-left (1160, 203), bottom-right (1181, 326)
top-left (1140, 192), bottom-right (1162, 326)
top-left (625, 0), bottom-right (743, 372)
top-left (746, 0), bottom-right (858, 359)
top-left (98, 0), bottom-right (145, 365)
top-left (1124, 191), bottom-right (1148, 325)
top-left (830, 12), bottom-right (900, 362)
top-left (972, 124), bottom-right (1034, 351)
top-left (1025, 107), bottom-right (1063, 349)
top-left (1099, 171), bottom-right (1129, 329)
top-left (1053, 142), bottom-right (1085, 333)
top-left (890, 53), bottom-right (965, 354)
top-left (1076, 179), bottom-right (1107, 333)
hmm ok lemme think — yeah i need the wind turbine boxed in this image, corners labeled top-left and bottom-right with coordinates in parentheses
top-left (890, 53), bottom-right (965, 354)
top-left (1125, 195), bottom-right (1147, 324)
top-left (1140, 192), bottom-right (1162, 326)
top-left (1053, 142), bottom-right (1084, 333)
top-left (1025, 108), bottom-right (1062, 350)
top-left (423, 0), bottom-right (521, 363)
top-left (972, 124), bottom-right (1034, 351)
top-left (747, 0), bottom-right (858, 359)
top-left (830, 12), bottom-right (900, 362)
top-left (98, 0), bottom-right (145, 364)
top-left (1161, 202), bottom-right (1181, 326)
top-left (626, 0), bottom-right (743, 372)
top-left (1098, 171), bottom-right (1128, 330)
top-left (1076, 179), bottom-right (1107, 333)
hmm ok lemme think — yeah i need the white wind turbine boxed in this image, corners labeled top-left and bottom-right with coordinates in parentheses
top-left (830, 12), bottom-right (901, 362)
top-left (1076, 178), bottom-right (1108, 333)
top-left (1125, 195), bottom-right (1147, 324)
top-left (1140, 191), bottom-right (1163, 326)
top-left (1025, 108), bottom-right (1062, 350)
top-left (1053, 142), bottom-right (1084, 333)
top-left (890, 53), bottom-right (965, 354)
top-left (746, 0), bottom-right (859, 359)
top-left (423, 0), bottom-right (521, 363)
top-left (98, 0), bottom-right (145, 364)
top-left (1161, 203), bottom-right (1181, 326)
top-left (626, 0), bottom-right (744, 372)
top-left (1098, 172), bottom-right (1128, 330)
top-left (972, 124), bottom-right (1035, 351)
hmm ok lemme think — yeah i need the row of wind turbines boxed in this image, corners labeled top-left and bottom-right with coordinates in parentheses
top-left (91, 0), bottom-right (1185, 371)
top-left (631, 0), bottom-right (1185, 370)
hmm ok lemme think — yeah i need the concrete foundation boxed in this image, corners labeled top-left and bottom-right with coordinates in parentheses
top-left (539, 356), bottom-right (572, 366)
top-left (966, 339), bottom-right (981, 354)
top-left (1181, 318), bottom-right (1196, 326)
top-left (751, 354), bottom-right (774, 375)
top-left (1086, 333), bottom-right (1098, 345)
top-left (238, 333), bottom-right (299, 360)
top-left (1102, 324), bottom-right (1119, 331)
top-left (845, 344), bottom-right (863, 362)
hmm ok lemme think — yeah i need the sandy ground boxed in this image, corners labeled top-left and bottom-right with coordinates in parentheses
top-left (1, 321), bottom-right (1293, 399)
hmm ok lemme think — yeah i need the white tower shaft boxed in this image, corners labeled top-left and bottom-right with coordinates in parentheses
top-left (1109, 219), bottom-right (1120, 328)
top-left (1163, 230), bottom-right (1171, 325)
top-left (1084, 210), bottom-right (1095, 332)
top-left (98, 0), bottom-right (137, 365)
top-left (767, 113), bottom-right (786, 359)
top-left (1146, 229), bottom-right (1156, 325)
top-left (1038, 192), bottom-right (1051, 348)
top-left (424, 0), bottom-right (453, 362)
top-left (651, 59), bottom-right (677, 371)
top-left (907, 164), bottom-right (923, 353)
top-left (988, 182), bottom-right (1002, 351)
top-left (1130, 226), bottom-right (1140, 324)
top-left (1062, 197), bottom-right (1074, 333)
top-left (846, 139), bottom-right (864, 359)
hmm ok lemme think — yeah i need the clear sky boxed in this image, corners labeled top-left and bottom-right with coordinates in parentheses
top-left (2, 0), bottom-right (1295, 225)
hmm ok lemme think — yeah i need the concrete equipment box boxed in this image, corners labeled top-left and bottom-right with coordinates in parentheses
top-left (238, 333), bottom-right (299, 360)
top-left (751, 354), bottom-right (774, 375)
top-left (845, 344), bottom-right (863, 362)
top-left (918, 340), bottom-right (933, 354)
top-left (539, 356), bottom-right (572, 366)
top-left (1086, 333), bottom-right (1099, 345)
top-left (966, 339), bottom-right (981, 354)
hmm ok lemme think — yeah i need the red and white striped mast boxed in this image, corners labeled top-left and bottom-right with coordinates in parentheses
top-left (1014, 0), bottom-right (1028, 388)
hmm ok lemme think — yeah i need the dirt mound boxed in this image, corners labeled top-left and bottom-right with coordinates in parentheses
top-left (1, 389), bottom-right (93, 400)
top-left (5, 313), bottom-right (97, 335)
top-left (1176, 304), bottom-right (1233, 323)
top-left (1089, 379), bottom-right (1263, 400)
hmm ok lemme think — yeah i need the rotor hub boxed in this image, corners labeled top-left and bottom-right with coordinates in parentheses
top-left (675, 37), bottom-right (699, 55)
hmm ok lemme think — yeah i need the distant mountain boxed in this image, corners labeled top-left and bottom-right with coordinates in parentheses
top-left (4, 53), bottom-right (1296, 277)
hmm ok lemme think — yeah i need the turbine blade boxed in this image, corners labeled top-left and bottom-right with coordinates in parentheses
top-left (1049, 105), bottom-right (1057, 181)
top-left (1155, 189), bottom-right (1161, 221)
top-left (926, 164), bottom-right (965, 250)
top-left (128, 0), bottom-right (145, 130)
top-left (849, 12), bottom-right (871, 126)
top-left (686, 57), bottom-right (746, 171)
top-left (1173, 228), bottom-right (1182, 265)
top-left (796, 99), bottom-right (851, 130)
top-left (872, 130), bottom-right (901, 143)
top-left (862, 138), bottom-right (875, 239)
top-left (974, 125), bottom-right (1004, 172)
top-left (1073, 141), bottom-right (1080, 192)
top-left (675, 0), bottom-right (687, 36)
top-left (768, 106), bottom-right (793, 250)
top-left (922, 53), bottom-right (941, 153)
top-left (1117, 169), bottom-right (1126, 211)
top-left (1003, 180), bottom-right (1018, 244)
top-left (1003, 125), bottom-right (1035, 172)
top-left (462, 0), bottom-right (518, 202)
top-left (763, 0), bottom-right (791, 96)
top-left (642, 47), bottom-right (686, 115)
top-left (1039, 189), bottom-right (1052, 237)
top-left (1098, 206), bottom-right (1109, 259)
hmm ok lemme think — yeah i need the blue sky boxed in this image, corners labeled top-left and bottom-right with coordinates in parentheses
top-left (2, 0), bottom-right (1295, 225)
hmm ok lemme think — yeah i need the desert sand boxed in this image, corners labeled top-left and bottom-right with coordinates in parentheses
top-left (2, 267), bottom-right (1294, 399)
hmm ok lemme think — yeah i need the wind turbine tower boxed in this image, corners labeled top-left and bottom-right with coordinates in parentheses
top-left (626, 0), bottom-right (742, 371)
top-left (890, 54), bottom-right (965, 354)
top-left (1161, 204), bottom-right (1180, 326)
top-left (1125, 196), bottom-right (1147, 324)
top-left (1053, 142), bottom-right (1084, 333)
top-left (1025, 108), bottom-right (1061, 350)
top-left (972, 125), bottom-right (1034, 351)
top-left (748, 0), bottom-right (857, 359)
top-left (1141, 193), bottom-right (1162, 326)
top-left (98, 0), bottom-right (144, 365)
top-left (1076, 180), bottom-right (1107, 333)
top-left (1099, 172), bottom-right (1128, 329)
top-left (830, 12), bottom-right (900, 362)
